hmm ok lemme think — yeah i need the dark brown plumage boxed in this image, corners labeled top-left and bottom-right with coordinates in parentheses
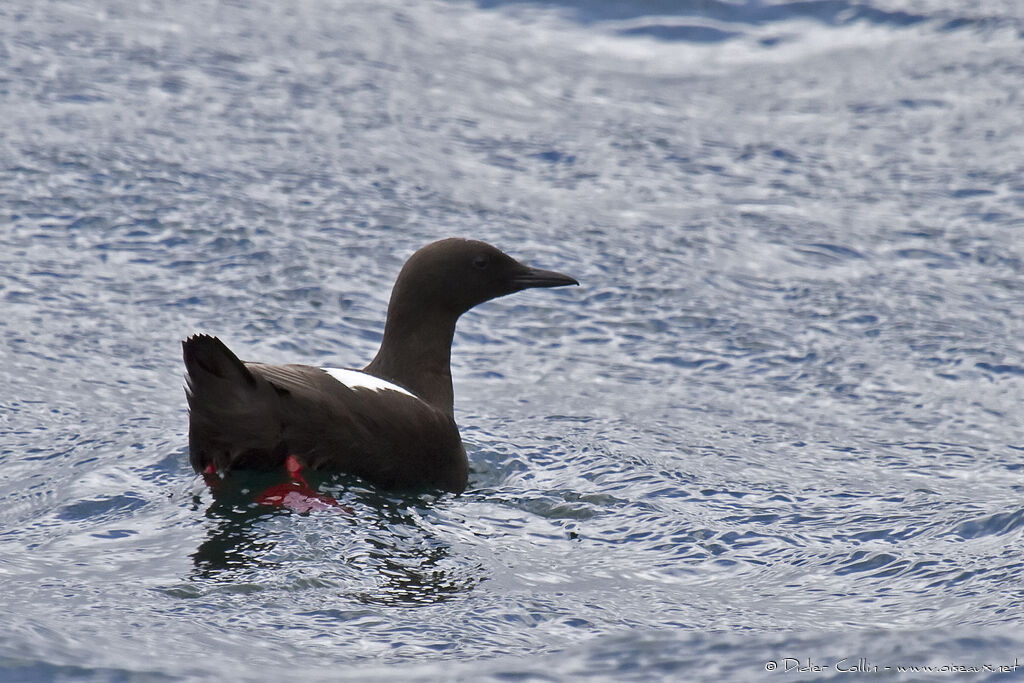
top-left (183, 238), bottom-right (578, 493)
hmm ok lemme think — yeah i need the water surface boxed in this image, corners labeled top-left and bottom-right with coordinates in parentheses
top-left (2, 0), bottom-right (1024, 680)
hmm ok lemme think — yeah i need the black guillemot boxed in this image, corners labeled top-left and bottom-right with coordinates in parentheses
top-left (183, 238), bottom-right (578, 494)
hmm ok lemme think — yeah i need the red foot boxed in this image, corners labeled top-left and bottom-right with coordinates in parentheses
top-left (255, 455), bottom-right (351, 514)
top-left (202, 463), bottom-right (221, 490)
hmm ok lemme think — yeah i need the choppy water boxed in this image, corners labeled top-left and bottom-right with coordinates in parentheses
top-left (2, 0), bottom-right (1024, 680)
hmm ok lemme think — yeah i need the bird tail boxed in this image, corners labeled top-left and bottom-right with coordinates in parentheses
top-left (182, 334), bottom-right (255, 393)
top-left (182, 334), bottom-right (268, 472)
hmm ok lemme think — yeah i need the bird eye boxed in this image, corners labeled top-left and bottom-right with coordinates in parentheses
top-left (472, 254), bottom-right (490, 270)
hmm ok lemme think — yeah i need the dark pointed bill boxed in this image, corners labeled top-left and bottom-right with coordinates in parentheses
top-left (511, 265), bottom-right (579, 290)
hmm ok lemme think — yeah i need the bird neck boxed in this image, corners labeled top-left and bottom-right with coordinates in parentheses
top-left (364, 307), bottom-right (459, 415)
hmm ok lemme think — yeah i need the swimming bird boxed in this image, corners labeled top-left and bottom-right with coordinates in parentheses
top-left (183, 238), bottom-right (578, 494)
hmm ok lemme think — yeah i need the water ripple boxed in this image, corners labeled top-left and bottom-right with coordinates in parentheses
top-left (2, 0), bottom-right (1024, 679)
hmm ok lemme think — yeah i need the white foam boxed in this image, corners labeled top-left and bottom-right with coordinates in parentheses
top-left (322, 368), bottom-right (416, 398)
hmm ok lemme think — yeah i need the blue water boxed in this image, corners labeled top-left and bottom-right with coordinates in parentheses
top-left (2, 0), bottom-right (1024, 680)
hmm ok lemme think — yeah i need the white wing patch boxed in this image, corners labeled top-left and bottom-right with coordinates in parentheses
top-left (322, 368), bottom-right (416, 398)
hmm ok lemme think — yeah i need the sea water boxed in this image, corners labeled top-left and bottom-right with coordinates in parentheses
top-left (2, 0), bottom-right (1023, 680)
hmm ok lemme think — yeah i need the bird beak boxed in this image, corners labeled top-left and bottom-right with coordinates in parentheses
top-left (510, 265), bottom-right (580, 290)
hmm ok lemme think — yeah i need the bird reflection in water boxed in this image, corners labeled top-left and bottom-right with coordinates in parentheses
top-left (189, 467), bottom-right (484, 605)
